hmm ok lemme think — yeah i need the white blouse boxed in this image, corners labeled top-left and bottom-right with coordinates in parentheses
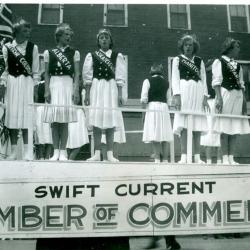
top-left (1, 40), bottom-right (40, 85)
top-left (212, 55), bottom-right (244, 89)
top-left (82, 49), bottom-right (126, 87)
top-left (171, 54), bottom-right (208, 96)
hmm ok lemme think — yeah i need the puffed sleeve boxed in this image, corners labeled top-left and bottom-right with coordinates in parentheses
top-left (200, 60), bottom-right (208, 96)
top-left (239, 66), bottom-right (245, 89)
top-left (140, 79), bottom-right (150, 103)
top-left (0, 45), bottom-right (9, 86)
top-left (212, 59), bottom-right (223, 88)
top-left (82, 52), bottom-right (93, 86)
top-left (74, 50), bottom-right (80, 62)
top-left (171, 56), bottom-right (181, 95)
top-left (32, 44), bottom-right (40, 85)
top-left (115, 53), bottom-right (126, 87)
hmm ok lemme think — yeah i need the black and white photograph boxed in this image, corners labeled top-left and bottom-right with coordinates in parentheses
top-left (0, 1), bottom-right (250, 250)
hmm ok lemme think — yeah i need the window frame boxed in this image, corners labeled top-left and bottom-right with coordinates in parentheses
top-left (227, 5), bottom-right (250, 33)
top-left (38, 4), bottom-right (64, 25)
top-left (103, 4), bottom-right (128, 27)
top-left (167, 4), bottom-right (191, 30)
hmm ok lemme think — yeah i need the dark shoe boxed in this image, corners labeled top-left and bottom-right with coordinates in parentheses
top-left (166, 236), bottom-right (181, 250)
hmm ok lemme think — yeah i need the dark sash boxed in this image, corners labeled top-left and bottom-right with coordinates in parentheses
top-left (51, 48), bottom-right (73, 71)
top-left (5, 43), bottom-right (32, 75)
top-left (179, 56), bottom-right (201, 80)
top-left (221, 57), bottom-right (240, 85)
top-left (93, 50), bottom-right (115, 75)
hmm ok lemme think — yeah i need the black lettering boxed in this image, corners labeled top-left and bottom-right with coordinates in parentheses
top-left (35, 186), bottom-right (47, 198)
top-left (115, 184), bottom-right (127, 196)
top-left (49, 186), bottom-right (63, 198)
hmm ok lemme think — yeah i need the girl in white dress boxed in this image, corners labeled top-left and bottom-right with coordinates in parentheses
top-left (0, 19), bottom-right (40, 160)
top-left (212, 38), bottom-right (250, 164)
top-left (83, 28), bottom-right (126, 162)
top-left (43, 23), bottom-right (80, 161)
top-left (172, 35), bottom-right (209, 164)
top-left (141, 63), bottom-right (173, 163)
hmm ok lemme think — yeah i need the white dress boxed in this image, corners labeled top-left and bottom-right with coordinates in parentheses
top-left (1, 40), bottom-right (40, 129)
top-left (82, 49), bottom-right (126, 142)
top-left (172, 55), bottom-right (208, 135)
top-left (43, 47), bottom-right (79, 123)
top-left (212, 56), bottom-right (250, 135)
top-left (141, 77), bottom-right (173, 143)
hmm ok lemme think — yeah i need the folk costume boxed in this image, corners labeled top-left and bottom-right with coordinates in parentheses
top-left (172, 54), bottom-right (208, 135)
top-left (82, 49), bottom-right (126, 140)
top-left (141, 75), bottom-right (173, 143)
top-left (212, 56), bottom-right (250, 135)
top-left (1, 40), bottom-right (40, 129)
top-left (43, 46), bottom-right (79, 123)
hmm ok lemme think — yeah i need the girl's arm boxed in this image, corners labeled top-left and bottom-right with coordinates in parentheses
top-left (212, 59), bottom-right (223, 113)
top-left (73, 51), bottom-right (80, 105)
top-left (43, 50), bottom-right (51, 103)
top-left (82, 53), bottom-right (93, 106)
top-left (171, 57), bottom-right (181, 110)
top-left (200, 60), bottom-right (210, 112)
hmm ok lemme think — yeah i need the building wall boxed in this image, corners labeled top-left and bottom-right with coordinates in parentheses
top-left (10, 4), bottom-right (250, 99)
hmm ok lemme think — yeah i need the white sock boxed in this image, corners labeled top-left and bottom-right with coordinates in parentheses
top-left (59, 150), bottom-right (68, 161)
top-left (87, 150), bottom-right (101, 161)
top-left (229, 155), bottom-right (238, 165)
top-left (207, 159), bottom-right (212, 164)
top-left (107, 151), bottom-right (119, 162)
top-left (178, 154), bottom-right (187, 163)
top-left (222, 155), bottom-right (229, 164)
top-left (50, 149), bottom-right (59, 161)
top-left (217, 159), bottom-right (222, 164)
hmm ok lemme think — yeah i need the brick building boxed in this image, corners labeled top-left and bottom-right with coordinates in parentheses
top-left (8, 4), bottom-right (250, 160)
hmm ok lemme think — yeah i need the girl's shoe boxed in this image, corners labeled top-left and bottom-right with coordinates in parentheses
top-left (87, 150), bottom-right (101, 161)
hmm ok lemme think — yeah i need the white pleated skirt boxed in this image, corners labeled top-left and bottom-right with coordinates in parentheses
top-left (143, 102), bottom-right (173, 143)
top-left (89, 78), bottom-right (124, 132)
top-left (67, 108), bottom-right (89, 149)
top-left (34, 106), bottom-right (53, 145)
top-left (5, 75), bottom-right (34, 129)
top-left (213, 87), bottom-right (250, 135)
top-left (200, 99), bottom-right (220, 147)
top-left (43, 76), bottom-right (77, 123)
top-left (173, 79), bottom-right (208, 135)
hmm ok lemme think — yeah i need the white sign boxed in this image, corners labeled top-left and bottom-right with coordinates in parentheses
top-left (0, 160), bottom-right (250, 238)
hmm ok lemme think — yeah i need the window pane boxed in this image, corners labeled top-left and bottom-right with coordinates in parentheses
top-left (230, 5), bottom-right (245, 17)
top-left (231, 16), bottom-right (247, 32)
top-left (170, 4), bottom-right (186, 13)
top-left (41, 7), bottom-right (60, 24)
top-left (107, 10), bottom-right (125, 26)
top-left (171, 13), bottom-right (187, 29)
top-left (42, 4), bottom-right (60, 9)
top-left (107, 4), bottom-right (124, 11)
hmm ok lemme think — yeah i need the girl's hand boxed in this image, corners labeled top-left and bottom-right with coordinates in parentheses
top-left (44, 88), bottom-right (51, 103)
top-left (118, 95), bottom-right (123, 107)
top-left (202, 96), bottom-right (210, 113)
top-left (215, 96), bottom-right (223, 114)
top-left (173, 95), bottom-right (181, 110)
top-left (84, 94), bottom-right (90, 106)
top-left (73, 91), bottom-right (80, 105)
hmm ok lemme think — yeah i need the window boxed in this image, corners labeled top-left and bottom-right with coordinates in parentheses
top-left (38, 4), bottom-right (63, 25)
top-left (227, 5), bottom-right (250, 33)
top-left (167, 5), bottom-right (191, 30)
top-left (104, 4), bottom-right (128, 27)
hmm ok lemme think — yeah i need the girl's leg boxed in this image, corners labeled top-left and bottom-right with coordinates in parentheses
top-left (50, 123), bottom-right (60, 160)
top-left (179, 129), bottom-right (187, 163)
top-left (58, 123), bottom-right (68, 161)
top-left (22, 128), bottom-right (29, 160)
top-left (216, 146), bottom-right (222, 164)
top-left (162, 142), bottom-right (169, 162)
top-left (8, 129), bottom-right (19, 160)
top-left (106, 128), bottom-right (119, 162)
top-left (206, 147), bottom-right (212, 164)
top-left (44, 144), bottom-right (53, 159)
top-left (193, 131), bottom-right (204, 163)
top-left (228, 135), bottom-right (238, 164)
top-left (221, 133), bottom-right (229, 164)
top-left (87, 126), bottom-right (102, 161)
top-left (153, 142), bottom-right (161, 163)
top-left (36, 144), bottom-right (44, 160)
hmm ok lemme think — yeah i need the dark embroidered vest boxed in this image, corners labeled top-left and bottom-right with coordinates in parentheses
top-left (178, 56), bottom-right (201, 82)
top-left (220, 58), bottom-right (241, 90)
top-left (8, 41), bottom-right (34, 77)
top-left (49, 47), bottom-right (75, 77)
top-left (92, 51), bottom-right (118, 80)
top-left (148, 76), bottom-right (168, 103)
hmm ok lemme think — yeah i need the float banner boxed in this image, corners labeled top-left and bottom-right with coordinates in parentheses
top-left (0, 161), bottom-right (250, 238)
